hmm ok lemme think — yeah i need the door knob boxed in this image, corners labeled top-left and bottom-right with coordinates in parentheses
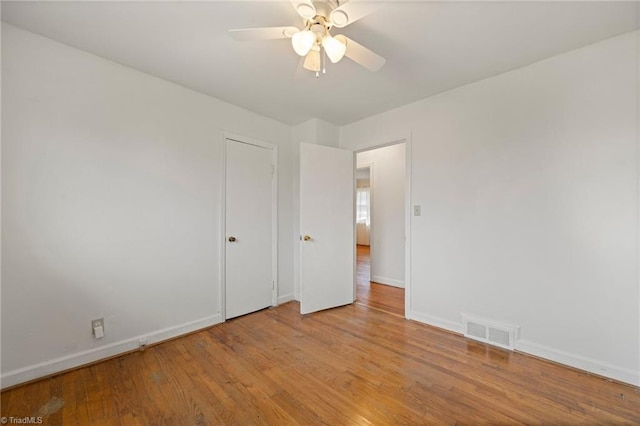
top-left (303, 235), bottom-right (311, 241)
top-left (228, 236), bottom-right (237, 242)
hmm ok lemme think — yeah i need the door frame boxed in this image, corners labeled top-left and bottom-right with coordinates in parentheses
top-left (355, 163), bottom-right (373, 249)
top-left (355, 163), bottom-right (373, 288)
top-left (220, 132), bottom-right (278, 321)
top-left (354, 133), bottom-right (412, 317)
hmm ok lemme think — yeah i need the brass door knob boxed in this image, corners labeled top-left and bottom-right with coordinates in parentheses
top-left (228, 236), bottom-right (237, 242)
top-left (303, 235), bottom-right (311, 241)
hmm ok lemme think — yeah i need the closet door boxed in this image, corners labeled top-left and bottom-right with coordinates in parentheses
top-left (225, 138), bottom-right (275, 319)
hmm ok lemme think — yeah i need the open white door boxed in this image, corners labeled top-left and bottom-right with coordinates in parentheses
top-left (300, 143), bottom-right (354, 314)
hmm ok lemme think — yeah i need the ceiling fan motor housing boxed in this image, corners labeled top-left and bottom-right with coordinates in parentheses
top-left (310, 20), bottom-right (329, 42)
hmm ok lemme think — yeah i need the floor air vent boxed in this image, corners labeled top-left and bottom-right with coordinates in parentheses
top-left (461, 314), bottom-right (519, 350)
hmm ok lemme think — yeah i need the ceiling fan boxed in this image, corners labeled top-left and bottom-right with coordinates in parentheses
top-left (229, 0), bottom-right (385, 76)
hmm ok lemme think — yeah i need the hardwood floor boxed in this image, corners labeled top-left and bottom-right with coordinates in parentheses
top-left (356, 245), bottom-right (405, 317)
top-left (2, 301), bottom-right (639, 425)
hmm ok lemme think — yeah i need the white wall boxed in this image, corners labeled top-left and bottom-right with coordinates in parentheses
top-left (1, 24), bottom-right (294, 387)
top-left (357, 144), bottom-right (406, 287)
top-left (3, 21), bottom-right (639, 390)
top-left (341, 31), bottom-right (640, 386)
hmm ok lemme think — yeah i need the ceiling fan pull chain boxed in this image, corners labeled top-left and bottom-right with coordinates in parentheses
top-left (322, 47), bottom-right (327, 74)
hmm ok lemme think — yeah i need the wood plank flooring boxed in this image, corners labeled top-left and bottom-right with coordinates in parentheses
top-left (356, 245), bottom-right (405, 316)
top-left (2, 301), bottom-right (639, 425)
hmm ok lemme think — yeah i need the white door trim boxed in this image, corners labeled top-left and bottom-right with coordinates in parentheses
top-left (354, 132), bottom-right (412, 318)
top-left (221, 132), bottom-right (278, 321)
top-left (356, 163), bottom-right (373, 249)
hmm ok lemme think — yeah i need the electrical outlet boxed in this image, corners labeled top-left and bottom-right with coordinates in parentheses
top-left (91, 318), bottom-right (104, 338)
top-left (91, 318), bottom-right (103, 330)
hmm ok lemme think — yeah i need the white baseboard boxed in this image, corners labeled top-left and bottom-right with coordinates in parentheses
top-left (371, 275), bottom-right (405, 288)
top-left (406, 311), bottom-right (639, 386)
top-left (1, 313), bottom-right (222, 390)
top-left (407, 309), bottom-right (463, 334)
top-left (515, 339), bottom-right (639, 387)
top-left (277, 293), bottom-right (294, 304)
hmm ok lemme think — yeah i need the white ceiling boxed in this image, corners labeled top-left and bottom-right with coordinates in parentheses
top-left (2, 1), bottom-right (638, 126)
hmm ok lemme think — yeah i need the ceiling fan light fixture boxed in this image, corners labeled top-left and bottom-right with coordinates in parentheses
top-left (303, 49), bottom-right (321, 72)
top-left (292, 30), bottom-right (315, 56)
top-left (229, 1), bottom-right (386, 75)
top-left (322, 35), bottom-right (346, 63)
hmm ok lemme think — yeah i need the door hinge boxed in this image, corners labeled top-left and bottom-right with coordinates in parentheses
top-left (272, 281), bottom-right (275, 290)
top-left (271, 164), bottom-right (275, 175)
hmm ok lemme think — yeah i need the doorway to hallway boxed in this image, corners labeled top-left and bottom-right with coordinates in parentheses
top-left (354, 142), bottom-right (407, 317)
top-left (356, 245), bottom-right (404, 316)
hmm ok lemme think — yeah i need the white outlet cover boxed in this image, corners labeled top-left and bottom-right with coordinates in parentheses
top-left (93, 325), bottom-right (104, 339)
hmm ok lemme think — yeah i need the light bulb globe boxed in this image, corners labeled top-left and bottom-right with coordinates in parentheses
top-left (292, 30), bottom-right (315, 56)
top-left (322, 35), bottom-right (347, 63)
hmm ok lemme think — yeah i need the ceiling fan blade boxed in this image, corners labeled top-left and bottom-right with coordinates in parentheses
top-left (290, 0), bottom-right (316, 19)
top-left (335, 35), bottom-right (385, 72)
top-left (229, 26), bottom-right (299, 42)
top-left (330, 1), bottom-right (382, 28)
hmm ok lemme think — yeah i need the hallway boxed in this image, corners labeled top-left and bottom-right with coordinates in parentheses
top-left (355, 245), bottom-right (405, 317)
